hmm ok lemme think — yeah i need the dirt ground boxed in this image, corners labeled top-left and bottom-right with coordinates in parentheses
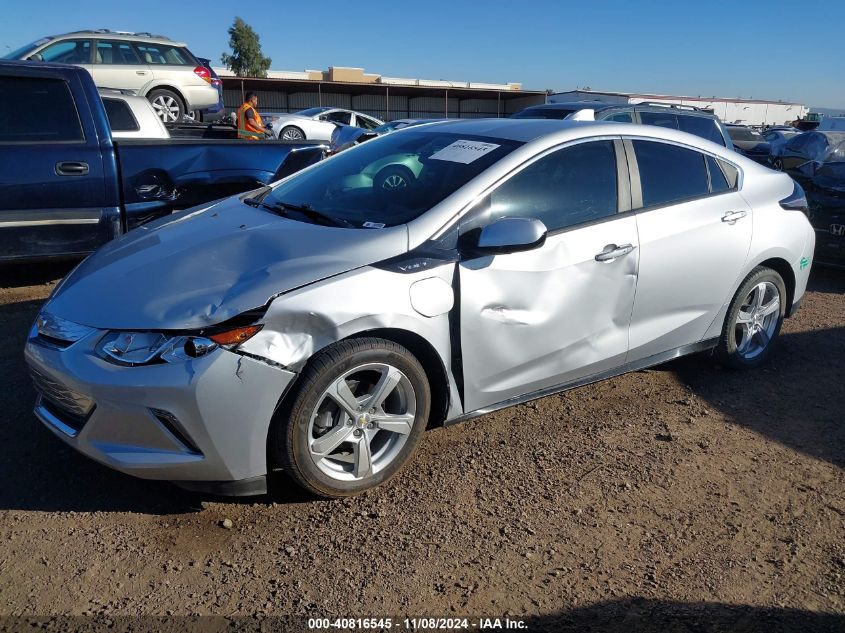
top-left (0, 263), bottom-right (843, 632)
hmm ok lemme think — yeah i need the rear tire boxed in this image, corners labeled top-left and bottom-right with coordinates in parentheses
top-left (716, 266), bottom-right (786, 369)
top-left (270, 338), bottom-right (430, 498)
top-left (148, 89), bottom-right (185, 123)
top-left (279, 126), bottom-right (305, 141)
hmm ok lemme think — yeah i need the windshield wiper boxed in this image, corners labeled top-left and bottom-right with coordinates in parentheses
top-left (243, 197), bottom-right (353, 228)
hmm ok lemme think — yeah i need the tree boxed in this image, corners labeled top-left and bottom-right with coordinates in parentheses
top-left (221, 17), bottom-right (271, 78)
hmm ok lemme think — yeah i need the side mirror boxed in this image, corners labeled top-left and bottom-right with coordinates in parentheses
top-left (27, 53), bottom-right (43, 62)
top-left (475, 217), bottom-right (547, 255)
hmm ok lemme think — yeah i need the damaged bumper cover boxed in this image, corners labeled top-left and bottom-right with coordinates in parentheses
top-left (24, 323), bottom-right (295, 485)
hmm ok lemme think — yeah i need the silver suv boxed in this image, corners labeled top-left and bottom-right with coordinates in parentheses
top-left (4, 30), bottom-right (219, 122)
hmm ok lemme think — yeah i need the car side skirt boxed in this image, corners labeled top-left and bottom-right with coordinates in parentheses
top-left (445, 338), bottom-right (719, 426)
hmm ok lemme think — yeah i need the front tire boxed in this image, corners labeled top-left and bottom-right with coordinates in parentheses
top-left (148, 89), bottom-right (185, 123)
top-left (716, 266), bottom-right (786, 369)
top-left (374, 164), bottom-right (416, 191)
top-left (270, 338), bottom-right (430, 498)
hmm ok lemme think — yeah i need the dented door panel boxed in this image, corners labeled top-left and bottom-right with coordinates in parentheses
top-left (459, 216), bottom-right (639, 413)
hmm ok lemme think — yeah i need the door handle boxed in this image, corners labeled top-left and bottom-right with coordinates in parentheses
top-left (136, 70), bottom-right (147, 75)
top-left (55, 161), bottom-right (89, 176)
top-left (595, 243), bottom-right (635, 262)
top-left (721, 210), bottom-right (747, 224)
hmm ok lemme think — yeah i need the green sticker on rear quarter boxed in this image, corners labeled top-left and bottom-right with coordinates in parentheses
top-left (800, 257), bottom-right (810, 270)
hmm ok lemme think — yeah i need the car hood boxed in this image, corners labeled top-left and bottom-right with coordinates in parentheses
top-left (45, 198), bottom-right (408, 331)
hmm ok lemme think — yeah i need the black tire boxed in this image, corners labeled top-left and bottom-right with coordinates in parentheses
top-left (772, 158), bottom-right (784, 171)
top-left (270, 337), bottom-right (430, 498)
top-left (185, 109), bottom-right (203, 123)
top-left (374, 164), bottom-right (416, 191)
top-left (147, 88), bottom-right (185, 123)
top-left (279, 125), bottom-right (305, 141)
top-left (715, 266), bottom-right (787, 369)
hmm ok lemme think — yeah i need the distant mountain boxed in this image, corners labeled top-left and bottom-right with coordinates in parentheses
top-left (811, 106), bottom-right (845, 116)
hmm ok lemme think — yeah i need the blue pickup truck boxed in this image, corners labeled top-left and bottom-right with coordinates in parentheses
top-left (0, 60), bottom-right (326, 261)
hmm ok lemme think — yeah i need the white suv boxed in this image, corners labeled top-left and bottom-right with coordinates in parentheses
top-left (5, 29), bottom-right (219, 122)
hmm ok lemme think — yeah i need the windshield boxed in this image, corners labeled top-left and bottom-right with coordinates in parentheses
top-left (262, 130), bottom-right (523, 227)
top-left (3, 37), bottom-right (51, 59)
top-left (512, 107), bottom-right (575, 120)
top-left (296, 107), bottom-right (330, 117)
top-left (727, 127), bottom-right (763, 142)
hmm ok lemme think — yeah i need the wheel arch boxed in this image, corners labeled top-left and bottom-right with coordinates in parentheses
top-left (143, 84), bottom-right (187, 108)
top-left (757, 256), bottom-right (796, 314)
top-left (345, 328), bottom-right (451, 429)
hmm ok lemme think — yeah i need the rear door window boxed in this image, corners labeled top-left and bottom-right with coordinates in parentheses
top-left (678, 115), bottom-right (726, 146)
top-left (0, 76), bottom-right (84, 143)
top-left (706, 155), bottom-right (733, 193)
top-left (632, 140), bottom-right (710, 207)
top-left (96, 40), bottom-right (143, 65)
top-left (604, 111), bottom-right (633, 123)
top-left (640, 111), bottom-right (679, 130)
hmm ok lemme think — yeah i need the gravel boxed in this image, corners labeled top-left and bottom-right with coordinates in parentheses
top-left (0, 263), bottom-right (842, 631)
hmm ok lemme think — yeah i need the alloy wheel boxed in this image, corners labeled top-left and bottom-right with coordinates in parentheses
top-left (733, 281), bottom-right (780, 360)
top-left (282, 128), bottom-right (304, 140)
top-left (152, 95), bottom-right (181, 123)
top-left (307, 363), bottom-right (416, 481)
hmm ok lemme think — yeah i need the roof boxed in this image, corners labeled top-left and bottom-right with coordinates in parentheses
top-left (51, 30), bottom-right (185, 47)
top-left (523, 101), bottom-right (613, 111)
top-left (556, 89), bottom-right (805, 107)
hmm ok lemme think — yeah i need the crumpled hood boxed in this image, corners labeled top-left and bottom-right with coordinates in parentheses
top-left (46, 198), bottom-right (408, 330)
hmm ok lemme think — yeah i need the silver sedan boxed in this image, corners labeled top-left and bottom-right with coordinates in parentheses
top-left (269, 107), bottom-right (383, 141)
top-left (25, 119), bottom-right (815, 498)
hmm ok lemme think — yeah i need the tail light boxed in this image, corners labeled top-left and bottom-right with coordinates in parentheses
top-left (211, 78), bottom-right (222, 88)
top-left (193, 66), bottom-right (212, 84)
top-left (779, 182), bottom-right (809, 216)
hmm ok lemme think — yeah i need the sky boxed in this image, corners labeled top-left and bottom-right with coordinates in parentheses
top-left (2, 0), bottom-right (843, 109)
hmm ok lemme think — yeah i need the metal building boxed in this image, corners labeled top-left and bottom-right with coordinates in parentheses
top-left (216, 66), bottom-right (546, 121)
top-left (550, 89), bottom-right (808, 127)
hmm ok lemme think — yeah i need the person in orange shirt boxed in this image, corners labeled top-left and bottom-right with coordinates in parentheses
top-left (237, 92), bottom-right (268, 140)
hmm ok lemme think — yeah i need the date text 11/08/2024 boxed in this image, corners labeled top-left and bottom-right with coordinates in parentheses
top-left (307, 617), bottom-right (528, 630)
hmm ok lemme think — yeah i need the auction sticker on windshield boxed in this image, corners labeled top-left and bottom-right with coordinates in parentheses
top-left (430, 140), bottom-right (500, 164)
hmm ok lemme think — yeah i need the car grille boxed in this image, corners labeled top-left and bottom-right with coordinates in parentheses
top-left (29, 367), bottom-right (95, 429)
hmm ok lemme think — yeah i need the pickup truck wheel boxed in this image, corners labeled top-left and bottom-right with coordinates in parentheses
top-left (280, 126), bottom-right (305, 141)
top-left (148, 89), bottom-right (185, 123)
top-left (270, 337), bottom-right (430, 498)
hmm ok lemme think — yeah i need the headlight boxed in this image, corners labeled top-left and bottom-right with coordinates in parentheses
top-left (98, 325), bottom-right (262, 366)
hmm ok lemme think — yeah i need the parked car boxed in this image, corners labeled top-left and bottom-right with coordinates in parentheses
top-left (3, 29), bottom-right (219, 123)
top-left (184, 57), bottom-right (224, 123)
top-left (99, 89), bottom-right (169, 139)
top-left (513, 101), bottom-right (734, 148)
top-left (25, 118), bottom-right (814, 498)
top-left (269, 107), bottom-right (383, 141)
top-left (772, 131), bottom-right (845, 267)
top-left (725, 124), bottom-right (771, 164)
top-left (771, 131), bottom-right (845, 182)
top-left (0, 60), bottom-right (326, 261)
top-left (762, 127), bottom-right (800, 155)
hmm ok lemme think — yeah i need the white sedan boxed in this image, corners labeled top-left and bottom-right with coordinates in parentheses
top-left (269, 107), bottom-right (383, 141)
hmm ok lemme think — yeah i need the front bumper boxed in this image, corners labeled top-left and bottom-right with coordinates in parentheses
top-left (24, 325), bottom-right (296, 485)
top-left (809, 192), bottom-right (845, 265)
